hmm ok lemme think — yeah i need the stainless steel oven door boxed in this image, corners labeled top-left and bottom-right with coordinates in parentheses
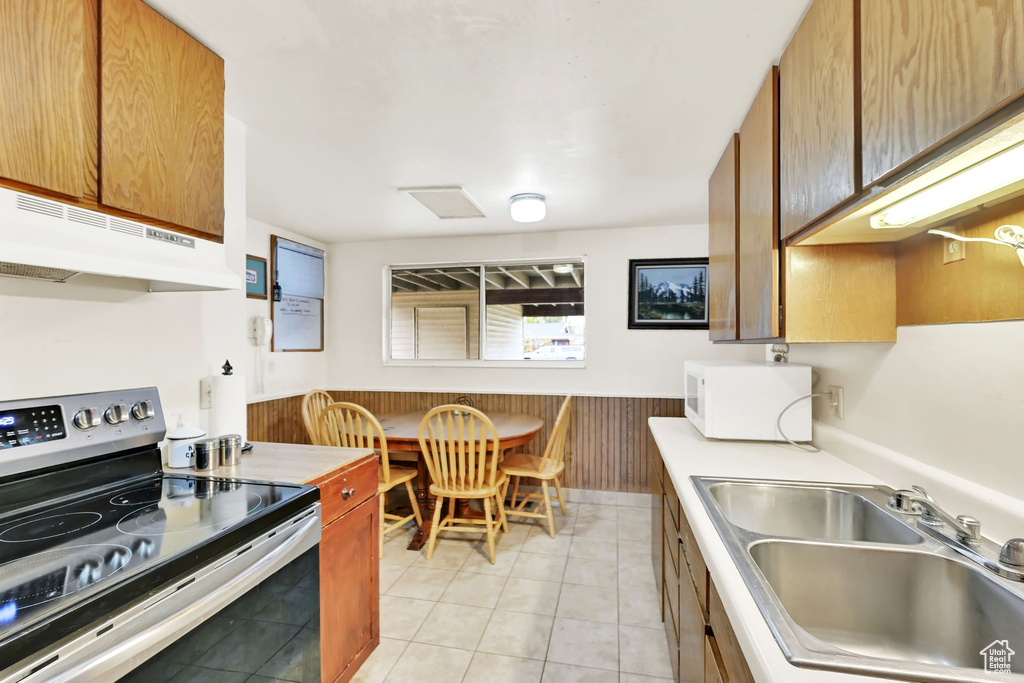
top-left (3, 504), bottom-right (322, 683)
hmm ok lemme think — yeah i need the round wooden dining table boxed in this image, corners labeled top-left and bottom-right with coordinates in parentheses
top-left (377, 411), bottom-right (544, 550)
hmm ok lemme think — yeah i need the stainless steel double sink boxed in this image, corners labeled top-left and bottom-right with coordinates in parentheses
top-left (693, 478), bottom-right (1024, 682)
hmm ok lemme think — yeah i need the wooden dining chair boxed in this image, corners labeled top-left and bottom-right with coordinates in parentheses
top-left (319, 402), bottom-right (422, 554)
top-left (500, 395), bottom-right (573, 538)
top-left (417, 405), bottom-right (509, 564)
top-left (301, 390), bottom-right (334, 445)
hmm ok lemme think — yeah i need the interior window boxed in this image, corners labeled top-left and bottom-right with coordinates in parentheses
top-left (390, 266), bottom-right (480, 360)
top-left (387, 261), bottom-right (584, 362)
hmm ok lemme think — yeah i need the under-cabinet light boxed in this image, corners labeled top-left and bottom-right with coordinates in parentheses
top-left (871, 141), bottom-right (1024, 229)
top-left (552, 264), bottom-right (574, 274)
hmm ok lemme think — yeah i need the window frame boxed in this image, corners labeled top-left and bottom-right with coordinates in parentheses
top-left (383, 257), bottom-right (587, 368)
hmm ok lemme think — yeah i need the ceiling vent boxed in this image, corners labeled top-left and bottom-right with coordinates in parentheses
top-left (399, 186), bottom-right (485, 219)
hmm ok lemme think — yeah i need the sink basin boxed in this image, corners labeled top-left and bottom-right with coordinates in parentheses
top-left (751, 541), bottom-right (1024, 675)
top-left (707, 481), bottom-right (921, 544)
top-left (692, 477), bottom-right (1024, 682)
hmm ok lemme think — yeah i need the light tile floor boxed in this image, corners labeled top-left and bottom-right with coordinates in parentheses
top-left (355, 498), bottom-right (673, 683)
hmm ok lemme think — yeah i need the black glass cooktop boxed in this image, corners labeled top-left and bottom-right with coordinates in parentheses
top-left (0, 473), bottom-right (311, 645)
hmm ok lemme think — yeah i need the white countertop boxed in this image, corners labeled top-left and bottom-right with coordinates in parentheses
top-left (648, 417), bottom-right (888, 683)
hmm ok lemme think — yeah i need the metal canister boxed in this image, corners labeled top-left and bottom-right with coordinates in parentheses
top-left (219, 434), bottom-right (242, 467)
top-left (193, 437), bottom-right (221, 472)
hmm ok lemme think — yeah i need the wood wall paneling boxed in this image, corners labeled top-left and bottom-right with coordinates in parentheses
top-left (784, 244), bottom-right (897, 343)
top-left (780, 0), bottom-right (859, 239)
top-left (738, 67), bottom-right (781, 340)
top-left (247, 392), bottom-right (685, 494)
top-left (0, 0), bottom-right (88, 198)
top-left (708, 135), bottom-right (740, 341)
top-left (896, 195), bottom-right (1024, 326)
top-left (861, 0), bottom-right (1024, 187)
top-left (100, 0), bottom-right (225, 238)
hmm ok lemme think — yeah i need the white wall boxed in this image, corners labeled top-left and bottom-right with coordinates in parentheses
top-left (787, 320), bottom-right (1024, 501)
top-left (245, 218), bottom-right (329, 401)
top-left (0, 116), bottom-right (249, 434)
top-left (327, 225), bottom-right (762, 397)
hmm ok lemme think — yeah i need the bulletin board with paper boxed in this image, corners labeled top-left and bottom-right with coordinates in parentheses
top-left (270, 235), bottom-right (325, 352)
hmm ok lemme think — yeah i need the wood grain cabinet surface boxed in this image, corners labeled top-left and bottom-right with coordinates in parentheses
top-left (738, 67), bottom-right (781, 341)
top-left (779, 0), bottom-right (859, 239)
top-left (100, 0), bottom-right (225, 239)
top-left (650, 440), bottom-right (756, 683)
top-left (313, 455), bottom-right (380, 683)
top-left (0, 0), bottom-right (90, 198)
top-left (708, 135), bottom-right (740, 341)
top-left (861, 0), bottom-right (1024, 187)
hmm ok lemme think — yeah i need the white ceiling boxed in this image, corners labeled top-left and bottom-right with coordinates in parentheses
top-left (150, 0), bottom-right (810, 244)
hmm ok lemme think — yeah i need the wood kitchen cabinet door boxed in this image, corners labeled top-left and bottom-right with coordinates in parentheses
top-left (738, 67), bottom-right (781, 340)
top-left (862, 0), bottom-right (1024, 187)
top-left (0, 0), bottom-right (91, 198)
top-left (780, 0), bottom-right (859, 239)
top-left (320, 494), bottom-right (380, 683)
top-left (708, 135), bottom-right (740, 341)
top-left (100, 0), bottom-right (225, 240)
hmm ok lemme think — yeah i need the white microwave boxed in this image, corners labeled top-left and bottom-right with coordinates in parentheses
top-left (684, 360), bottom-right (812, 441)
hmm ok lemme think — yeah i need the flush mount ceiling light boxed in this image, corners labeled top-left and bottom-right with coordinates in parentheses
top-left (552, 264), bottom-right (574, 274)
top-left (871, 141), bottom-right (1024, 229)
top-left (510, 194), bottom-right (546, 223)
top-left (927, 224), bottom-right (1024, 268)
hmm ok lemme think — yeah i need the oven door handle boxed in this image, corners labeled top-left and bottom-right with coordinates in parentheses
top-left (10, 505), bottom-right (321, 683)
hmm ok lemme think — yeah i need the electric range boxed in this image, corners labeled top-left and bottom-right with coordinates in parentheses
top-left (0, 388), bottom-right (322, 682)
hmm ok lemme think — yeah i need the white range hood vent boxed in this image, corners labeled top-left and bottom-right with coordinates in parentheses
top-left (0, 188), bottom-right (239, 291)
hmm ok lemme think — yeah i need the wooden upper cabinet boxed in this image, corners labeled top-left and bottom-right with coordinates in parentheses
top-left (861, 0), bottom-right (1024, 187)
top-left (708, 135), bottom-right (740, 341)
top-left (738, 67), bottom-right (781, 340)
top-left (101, 0), bottom-right (225, 239)
top-left (779, 0), bottom-right (859, 240)
top-left (0, 0), bottom-right (90, 198)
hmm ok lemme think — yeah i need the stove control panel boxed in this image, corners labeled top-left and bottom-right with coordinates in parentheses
top-left (0, 388), bottom-right (165, 479)
top-left (0, 405), bottom-right (66, 449)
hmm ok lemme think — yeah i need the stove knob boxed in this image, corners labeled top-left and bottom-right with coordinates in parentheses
top-left (104, 404), bottom-right (129, 425)
top-left (73, 408), bottom-right (101, 431)
top-left (131, 400), bottom-right (155, 421)
top-left (75, 560), bottom-right (102, 585)
top-left (106, 548), bottom-right (130, 570)
top-left (133, 539), bottom-right (154, 559)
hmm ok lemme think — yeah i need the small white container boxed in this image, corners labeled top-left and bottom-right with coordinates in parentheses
top-left (164, 423), bottom-right (205, 468)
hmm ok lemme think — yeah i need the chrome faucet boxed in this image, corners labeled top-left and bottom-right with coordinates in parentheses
top-left (889, 485), bottom-right (1024, 579)
top-left (888, 485), bottom-right (981, 545)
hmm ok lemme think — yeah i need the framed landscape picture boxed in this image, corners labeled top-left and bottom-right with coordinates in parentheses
top-left (628, 257), bottom-right (710, 329)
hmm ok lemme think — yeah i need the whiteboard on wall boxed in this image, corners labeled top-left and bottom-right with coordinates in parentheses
top-left (271, 236), bottom-right (325, 351)
top-left (273, 295), bottom-right (323, 352)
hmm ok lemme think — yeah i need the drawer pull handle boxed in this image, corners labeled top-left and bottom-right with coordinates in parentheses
top-left (342, 488), bottom-right (355, 499)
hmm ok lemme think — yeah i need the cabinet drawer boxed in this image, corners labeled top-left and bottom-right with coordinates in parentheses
top-left (318, 454), bottom-right (378, 527)
top-left (664, 523), bottom-right (680, 580)
top-left (679, 508), bottom-right (708, 618)
top-left (663, 474), bottom-right (680, 533)
top-left (708, 579), bottom-right (755, 683)
top-left (704, 635), bottom-right (725, 683)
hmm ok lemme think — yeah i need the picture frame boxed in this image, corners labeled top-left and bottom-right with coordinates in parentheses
top-left (245, 255), bottom-right (268, 300)
top-left (628, 257), bottom-right (710, 329)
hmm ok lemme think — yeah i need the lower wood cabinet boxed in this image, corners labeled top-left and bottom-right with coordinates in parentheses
top-left (652, 441), bottom-right (753, 683)
top-left (314, 454), bottom-right (380, 683)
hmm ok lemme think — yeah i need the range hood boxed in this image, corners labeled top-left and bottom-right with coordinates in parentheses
top-left (0, 187), bottom-right (239, 292)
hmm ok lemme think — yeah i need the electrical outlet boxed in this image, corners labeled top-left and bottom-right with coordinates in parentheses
top-left (827, 385), bottom-right (845, 419)
top-left (199, 378), bottom-right (212, 409)
top-left (943, 233), bottom-right (966, 264)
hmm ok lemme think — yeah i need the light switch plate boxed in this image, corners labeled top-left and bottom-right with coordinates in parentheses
top-left (199, 378), bottom-right (212, 409)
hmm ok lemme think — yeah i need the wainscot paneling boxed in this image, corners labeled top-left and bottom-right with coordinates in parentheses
top-left (247, 391), bottom-right (684, 494)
